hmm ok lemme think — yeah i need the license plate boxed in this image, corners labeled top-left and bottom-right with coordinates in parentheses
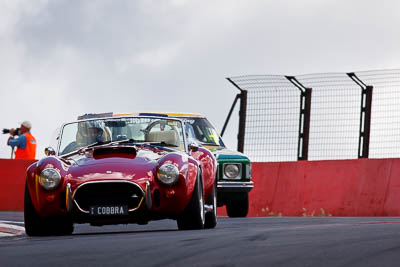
top-left (89, 205), bottom-right (128, 216)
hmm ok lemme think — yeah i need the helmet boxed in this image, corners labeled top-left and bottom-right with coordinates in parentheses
top-left (77, 120), bottom-right (105, 145)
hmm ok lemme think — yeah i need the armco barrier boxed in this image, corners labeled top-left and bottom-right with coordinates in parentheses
top-left (2, 158), bottom-right (400, 216)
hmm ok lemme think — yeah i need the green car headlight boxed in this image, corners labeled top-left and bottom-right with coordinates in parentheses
top-left (157, 164), bottom-right (179, 185)
top-left (223, 163), bottom-right (241, 179)
top-left (39, 168), bottom-right (61, 190)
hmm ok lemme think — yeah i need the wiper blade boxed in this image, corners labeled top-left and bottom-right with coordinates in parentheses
top-left (110, 139), bottom-right (138, 145)
top-left (82, 139), bottom-right (140, 151)
top-left (85, 140), bottom-right (111, 149)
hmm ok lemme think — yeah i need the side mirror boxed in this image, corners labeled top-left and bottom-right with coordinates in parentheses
top-left (188, 142), bottom-right (199, 152)
top-left (44, 147), bottom-right (56, 156)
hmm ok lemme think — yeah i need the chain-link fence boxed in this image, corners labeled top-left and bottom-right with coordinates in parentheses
top-left (226, 69), bottom-right (400, 162)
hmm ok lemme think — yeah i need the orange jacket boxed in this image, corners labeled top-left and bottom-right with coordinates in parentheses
top-left (15, 132), bottom-right (37, 159)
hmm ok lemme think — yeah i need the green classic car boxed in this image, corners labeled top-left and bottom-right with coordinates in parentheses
top-left (162, 113), bottom-right (254, 217)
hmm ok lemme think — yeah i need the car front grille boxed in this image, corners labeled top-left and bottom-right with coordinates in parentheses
top-left (73, 181), bottom-right (144, 213)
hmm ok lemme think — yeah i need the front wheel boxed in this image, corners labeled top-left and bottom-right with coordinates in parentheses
top-left (24, 181), bottom-right (74, 236)
top-left (24, 182), bottom-right (46, 236)
top-left (226, 192), bottom-right (249, 218)
top-left (177, 170), bottom-right (205, 230)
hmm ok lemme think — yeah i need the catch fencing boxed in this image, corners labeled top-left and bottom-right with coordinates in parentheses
top-left (222, 69), bottom-right (400, 162)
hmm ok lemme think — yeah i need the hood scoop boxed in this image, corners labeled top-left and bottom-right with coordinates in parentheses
top-left (92, 146), bottom-right (136, 160)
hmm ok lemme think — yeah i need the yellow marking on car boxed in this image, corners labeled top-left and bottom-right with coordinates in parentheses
top-left (203, 145), bottom-right (225, 150)
top-left (137, 195), bottom-right (145, 209)
top-left (116, 112), bottom-right (205, 117)
top-left (66, 190), bottom-right (68, 210)
top-left (161, 113), bottom-right (204, 117)
top-left (113, 113), bottom-right (133, 117)
top-left (66, 184), bottom-right (70, 211)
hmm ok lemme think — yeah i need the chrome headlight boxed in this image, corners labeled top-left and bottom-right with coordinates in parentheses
top-left (157, 164), bottom-right (179, 185)
top-left (223, 163), bottom-right (241, 179)
top-left (39, 168), bottom-right (61, 190)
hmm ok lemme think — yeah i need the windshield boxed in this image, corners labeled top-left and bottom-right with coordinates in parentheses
top-left (183, 118), bottom-right (225, 147)
top-left (58, 117), bottom-right (186, 155)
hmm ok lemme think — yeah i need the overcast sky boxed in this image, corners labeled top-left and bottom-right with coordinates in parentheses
top-left (1, 0), bottom-right (399, 159)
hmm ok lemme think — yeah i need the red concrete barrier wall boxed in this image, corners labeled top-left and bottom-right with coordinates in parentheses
top-left (243, 158), bottom-right (400, 216)
top-left (0, 159), bottom-right (36, 211)
top-left (2, 158), bottom-right (400, 216)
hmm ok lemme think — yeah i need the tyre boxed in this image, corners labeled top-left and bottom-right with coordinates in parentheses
top-left (204, 180), bottom-right (217, 229)
top-left (226, 192), bottom-right (249, 218)
top-left (24, 181), bottom-right (74, 236)
top-left (177, 170), bottom-right (205, 230)
top-left (51, 216), bottom-right (74, 236)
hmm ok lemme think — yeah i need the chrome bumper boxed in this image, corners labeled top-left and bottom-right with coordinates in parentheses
top-left (217, 181), bottom-right (254, 193)
top-left (72, 180), bottom-right (145, 214)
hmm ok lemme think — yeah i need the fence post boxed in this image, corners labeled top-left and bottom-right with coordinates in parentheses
top-left (347, 73), bottom-right (373, 158)
top-left (226, 78), bottom-right (247, 153)
top-left (237, 90), bottom-right (247, 153)
top-left (285, 76), bottom-right (312, 160)
top-left (221, 93), bottom-right (240, 137)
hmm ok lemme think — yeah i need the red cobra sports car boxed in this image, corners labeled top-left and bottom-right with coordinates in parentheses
top-left (24, 115), bottom-right (217, 236)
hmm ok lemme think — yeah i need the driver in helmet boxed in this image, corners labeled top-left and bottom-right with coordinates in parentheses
top-left (60, 120), bottom-right (106, 155)
top-left (76, 120), bottom-right (105, 146)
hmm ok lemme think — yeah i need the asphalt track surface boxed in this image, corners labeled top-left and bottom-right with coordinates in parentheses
top-left (1, 212), bottom-right (400, 267)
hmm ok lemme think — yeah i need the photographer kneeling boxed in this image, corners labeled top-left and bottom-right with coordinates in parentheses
top-left (7, 121), bottom-right (37, 159)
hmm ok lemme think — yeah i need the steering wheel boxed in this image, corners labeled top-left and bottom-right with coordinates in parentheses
top-left (143, 120), bottom-right (178, 142)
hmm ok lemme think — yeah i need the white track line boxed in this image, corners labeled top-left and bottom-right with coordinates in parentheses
top-left (0, 220), bottom-right (24, 225)
top-left (0, 223), bottom-right (25, 236)
top-left (0, 223), bottom-right (25, 231)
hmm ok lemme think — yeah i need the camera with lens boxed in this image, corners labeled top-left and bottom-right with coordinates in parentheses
top-left (2, 128), bottom-right (21, 136)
